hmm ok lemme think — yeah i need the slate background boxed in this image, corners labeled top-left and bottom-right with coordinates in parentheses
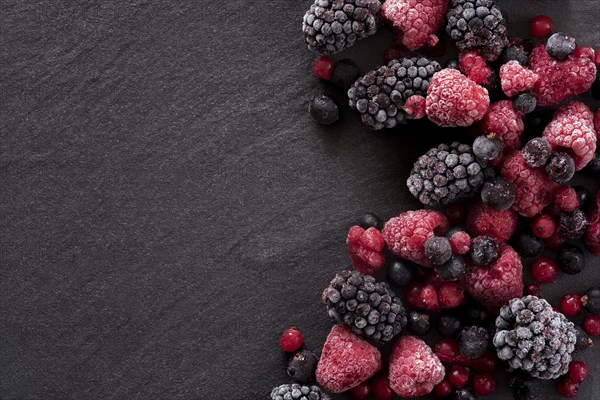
top-left (1, 1), bottom-right (599, 399)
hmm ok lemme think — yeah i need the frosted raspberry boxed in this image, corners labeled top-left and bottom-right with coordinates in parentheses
top-left (383, 210), bottom-right (450, 267)
top-left (459, 51), bottom-right (493, 85)
top-left (347, 226), bottom-right (385, 275)
top-left (403, 95), bottom-right (426, 119)
top-left (481, 101), bottom-right (524, 153)
top-left (389, 336), bottom-right (445, 397)
top-left (426, 69), bottom-right (490, 127)
top-left (316, 325), bottom-right (382, 393)
top-left (466, 203), bottom-right (517, 243)
top-left (543, 102), bottom-right (597, 170)
top-left (381, 0), bottom-right (448, 51)
top-left (461, 244), bottom-right (523, 311)
top-left (586, 209), bottom-right (600, 256)
top-left (500, 151), bottom-right (556, 217)
top-left (528, 44), bottom-right (597, 106)
top-left (499, 60), bottom-right (539, 97)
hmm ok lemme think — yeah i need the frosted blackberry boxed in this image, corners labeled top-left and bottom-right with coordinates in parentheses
top-left (348, 57), bottom-right (441, 130)
top-left (271, 384), bottom-right (330, 400)
top-left (522, 138), bottom-right (552, 168)
top-left (323, 270), bottom-right (407, 343)
top-left (407, 142), bottom-right (494, 206)
top-left (446, 0), bottom-right (508, 61)
top-left (302, 0), bottom-right (381, 55)
top-left (480, 178), bottom-right (515, 210)
top-left (493, 296), bottom-right (577, 379)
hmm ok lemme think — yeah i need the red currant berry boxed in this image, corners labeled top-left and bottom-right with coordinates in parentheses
top-left (561, 294), bottom-right (583, 317)
top-left (583, 315), bottom-right (600, 336)
top-left (370, 375), bottom-right (394, 400)
top-left (526, 284), bottom-right (542, 297)
top-left (433, 380), bottom-right (453, 398)
top-left (595, 48), bottom-right (600, 68)
top-left (530, 257), bottom-right (558, 284)
top-left (438, 282), bottom-right (465, 308)
top-left (472, 373), bottom-right (497, 396)
top-left (530, 15), bottom-right (553, 38)
top-left (311, 56), bottom-right (335, 81)
top-left (567, 361), bottom-right (588, 384)
top-left (420, 284), bottom-right (440, 310)
top-left (446, 203), bottom-right (467, 225)
top-left (448, 365), bottom-right (470, 388)
top-left (279, 327), bottom-right (303, 352)
top-left (556, 378), bottom-right (579, 398)
top-left (434, 338), bottom-right (470, 364)
top-left (351, 382), bottom-right (371, 400)
top-left (531, 214), bottom-right (556, 239)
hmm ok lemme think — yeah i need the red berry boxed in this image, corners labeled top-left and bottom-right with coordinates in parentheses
top-left (450, 231), bottom-right (471, 255)
top-left (583, 315), bottom-right (600, 336)
top-left (554, 186), bottom-right (580, 213)
top-left (531, 214), bottom-right (556, 239)
top-left (279, 327), bottom-right (303, 352)
top-left (567, 361), bottom-right (588, 384)
top-left (556, 378), bottom-right (579, 398)
top-left (433, 380), bottom-right (453, 398)
top-left (438, 282), bottom-right (465, 308)
top-left (544, 231), bottom-right (566, 251)
top-left (446, 203), bottom-right (467, 225)
top-left (595, 48), bottom-right (600, 68)
top-left (406, 283), bottom-right (423, 309)
top-left (530, 257), bottom-right (558, 283)
top-left (560, 294), bottom-right (583, 317)
top-left (530, 15), bottom-right (553, 38)
top-left (311, 56), bottom-right (335, 81)
top-left (472, 373), bottom-right (497, 396)
top-left (526, 284), bottom-right (542, 297)
top-left (370, 375), bottom-right (394, 400)
top-left (469, 351), bottom-right (498, 372)
top-left (420, 284), bottom-right (441, 310)
top-left (351, 382), bottom-right (371, 400)
top-left (434, 338), bottom-right (470, 365)
top-left (447, 365), bottom-right (470, 388)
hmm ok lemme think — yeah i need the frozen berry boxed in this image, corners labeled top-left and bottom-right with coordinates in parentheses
top-left (470, 236), bottom-right (499, 266)
top-left (522, 137), bottom-right (552, 168)
top-left (513, 92), bottom-right (537, 115)
top-left (530, 257), bottom-right (558, 284)
top-left (447, 365), bottom-right (470, 389)
top-left (473, 135), bottom-right (502, 161)
top-left (558, 209), bottom-right (588, 239)
top-left (458, 326), bottom-right (489, 359)
top-left (408, 311), bottom-right (431, 336)
top-left (556, 378), bottom-right (579, 398)
top-left (332, 59), bottom-right (360, 89)
top-left (544, 230), bottom-right (567, 251)
top-left (459, 51), bottom-right (494, 85)
top-left (435, 338), bottom-right (471, 364)
top-left (531, 214), bottom-right (556, 239)
top-left (582, 287), bottom-right (600, 315)
top-left (554, 186), bottom-right (580, 213)
top-left (438, 282), bottom-right (465, 308)
top-left (573, 185), bottom-right (592, 212)
top-left (526, 284), bottom-right (541, 297)
top-left (472, 373), bottom-right (497, 396)
top-left (347, 226), bottom-right (385, 275)
top-left (437, 313), bottom-right (463, 337)
top-left (574, 326), bottom-right (594, 352)
top-left (508, 372), bottom-right (543, 400)
top-left (370, 375), bottom-right (393, 400)
top-left (287, 350), bottom-right (318, 383)
top-left (500, 46), bottom-right (529, 66)
top-left (546, 32), bottom-right (576, 59)
top-left (530, 15), bottom-right (553, 38)
top-left (481, 101), bottom-right (524, 153)
top-left (512, 232), bottom-right (545, 258)
top-left (454, 388), bottom-right (477, 400)
top-left (437, 255), bottom-right (467, 281)
top-left (480, 178), bottom-right (515, 211)
top-left (356, 212), bottom-right (383, 230)
top-left (312, 56), bottom-right (335, 80)
top-left (561, 294), bottom-right (583, 317)
top-left (583, 315), bottom-right (600, 336)
top-left (445, 58), bottom-right (460, 69)
top-left (500, 61), bottom-right (539, 97)
top-left (567, 361), bottom-right (588, 384)
top-left (350, 382), bottom-right (371, 400)
top-left (280, 327), bottom-right (303, 352)
top-left (449, 230), bottom-right (471, 255)
top-left (557, 244), bottom-right (585, 275)
top-left (425, 237), bottom-right (453, 266)
top-left (309, 94), bottom-right (339, 125)
top-left (546, 153), bottom-right (575, 184)
top-left (466, 204), bottom-right (518, 243)
top-left (433, 380), bottom-right (453, 398)
top-left (386, 259), bottom-right (416, 287)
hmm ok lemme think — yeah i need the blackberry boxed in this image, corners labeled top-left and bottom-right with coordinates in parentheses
top-left (470, 235), bottom-right (498, 266)
top-left (436, 255), bottom-right (466, 281)
top-left (331, 58), bottom-right (361, 89)
top-left (302, 0), bottom-right (381, 55)
top-left (408, 311), bottom-right (431, 335)
top-left (493, 296), bottom-right (577, 379)
top-left (507, 371), bottom-right (543, 400)
top-left (356, 212), bottom-right (383, 230)
top-left (446, 0), bottom-right (509, 61)
top-left (480, 178), bottom-right (515, 210)
top-left (424, 236), bottom-right (453, 266)
top-left (582, 287), bottom-right (600, 315)
top-left (546, 33), bottom-right (576, 60)
top-left (512, 92), bottom-right (536, 115)
top-left (407, 142), bottom-right (494, 206)
top-left (287, 350), bottom-right (318, 383)
top-left (270, 384), bottom-right (330, 400)
top-left (348, 57), bottom-right (441, 130)
top-left (512, 231), bottom-right (545, 258)
top-left (557, 244), bottom-right (585, 275)
top-left (323, 270), bottom-right (407, 342)
top-left (309, 95), bottom-right (339, 125)
top-left (458, 326), bottom-right (489, 359)
top-left (473, 135), bottom-right (502, 161)
top-left (522, 138), bottom-right (552, 168)
top-left (546, 152), bottom-right (575, 184)
top-left (573, 326), bottom-right (593, 352)
top-left (558, 209), bottom-right (588, 239)
top-left (386, 259), bottom-right (415, 287)
top-left (437, 312), bottom-right (463, 337)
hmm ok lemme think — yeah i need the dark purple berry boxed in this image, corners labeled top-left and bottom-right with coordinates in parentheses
top-left (573, 185), bottom-right (593, 212)
top-left (500, 46), bottom-right (529, 66)
top-left (573, 326), bottom-right (593, 352)
top-left (287, 350), bottom-right (318, 383)
top-left (309, 94), bottom-right (339, 125)
top-left (458, 326), bottom-right (489, 359)
top-left (557, 244), bottom-right (585, 275)
top-left (473, 135), bottom-right (502, 161)
top-left (480, 178), bottom-right (515, 210)
top-left (522, 138), bottom-right (552, 168)
top-left (436, 255), bottom-right (466, 281)
top-left (424, 236), bottom-right (453, 266)
top-left (470, 236), bottom-right (499, 266)
top-left (437, 313), bottom-right (463, 337)
top-left (558, 209), bottom-right (588, 239)
top-left (546, 32), bottom-right (576, 59)
top-left (546, 152), bottom-right (575, 183)
top-left (332, 59), bottom-right (361, 89)
top-left (583, 287), bottom-right (600, 315)
top-left (386, 259), bottom-right (415, 287)
top-left (584, 151), bottom-right (600, 175)
top-left (512, 231), bottom-right (545, 258)
top-left (356, 212), bottom-right (383, 230)
top-left (408, 311), bottom-right (431, 335)
top-left (512, 92), bottom-right (536, 114)
top-left (454, 388), bottom-right (477, 400)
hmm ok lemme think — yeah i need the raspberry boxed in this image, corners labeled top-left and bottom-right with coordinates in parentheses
top-left (347, 226), bottom-right (385, 275)
top-left (459, 51), bottom-right (493, 85)
top-left (381, 0), bottom-right (448, 51)
top-left (389, 336), bottom-right (445, 397)
top-left (383, 210), bottom-right (450, 267)
top-left (450, 231), bottom-right (471, 255)
top-left (280, 327), bottom-right (303, 352)
top-left (402, 94), bottom-right (426, 119)
top-left (528, 44), bottom-right (597, 106)
top-left (531, 214), bottom-right (556, 239)
top-left (316, 325), bottom-right (382, 393)
top-left (594, 109), bottom-right (600, 136)
top-left (461, 244), bottom-right (523, 311)
top-left (466, 203), bottom-right (517, 243)
top-left (500, 61), bottom-right (539, 97)
top-left (481, 101), bottom-right (524, 153)
top-left (425, 68), bottom-right (490, 127)
top-left (500, 151), bottom-right (556, 217)
top-left (543, 102), bottom-right (597, 171)
top-left (585, 209), bottom-right (600, 256)
top-left (312, 56), bottom-right (336, 80)
top-left (554, 186), bottom-right (580, 212)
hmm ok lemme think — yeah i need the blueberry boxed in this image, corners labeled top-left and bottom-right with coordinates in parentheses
top-left (573, 185), bottom-right (592, 212)
top-left (522, 138), bottom-right (552, 168)
top-left (458, 326), bottom-right (489, 359)
top-left (546, 152), bottom-right (575, 184)
top-left (436, 255), bottom-right (466, 281)
top-left (558, 209), bottom-right (588, 239)
top-left (584, 151), bottom-right (600, 176)
top-left (309, 94), bottom-right (339, 125)
top-left (437, 313), bottom-right (463, 337)
top-left (473, 135), bottom-right (502, 161)
top-left (470, 235), bottom-right (499, 266)
top-left (573, 326), bottom-right (593, 352)
top-left (481, 178), bottom-right (515, 210)
top-left (424, 236), bottom-right (453, 266)
top-left (408, 311), bottom-right (431, 335)
top-left (500, 46), bottom-right (529, 66)
top-left (546, 32), bottom-right (576, 59)
top-left (386, 259), bottom-right (415, 287)
top-left (583, 286), bottom-right (600, 315)
top-left (508, 371), bottom-right (543, 400)
top-left (512, 232), bottom-right (545, 258)
top-left (512, 92), bottom-right (536, 115)
top-left (355, 212), bottom-right (383, 230)
top-left (454, 388), bottom-right (477, 400)
top-left (557, 244), bottom-right (585, 275)
top-left (287, 350), bottom-right (318, 383)
top-left (332, 59), bottom-right (361, 89)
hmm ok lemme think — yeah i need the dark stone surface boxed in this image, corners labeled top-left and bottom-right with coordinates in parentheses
top-left (1, 1), bottom-right (599, 399)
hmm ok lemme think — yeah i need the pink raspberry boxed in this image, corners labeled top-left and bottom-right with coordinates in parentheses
top-left (500, 151), bottom-right (556, 217)
top-left (499, 60), bottom-right (539, 97)
top-left (466, 203), bottom-right (517, 243)
top-left (528, 44), bottom-right (597, 106)
top-left (459, 51), bottom-right (493, 85)
top-left (481, 101), bottom-right (524, 153)
top-left (316, 325), bottom-right (382, 393)
top-left (347, 226), bottom-right (385, 275)
top-left (426, 69), bottom-right (490, 127)
top-left (461, 244), bottom-right (523, 312)
top-left (586, 209), bottom-right (600, 256)
top-left (383, 210), bottom-right (450, 267)
top-left (403, 95), bottom-right (426, 119)
top-left (381, 0), bottom-right (447, 51)
top-left (543, 102), bottom-right (597, 170)
top-left (449, 231), bottom-right (471, 255)
top-left (389, 336), bottom-right (445, 397)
